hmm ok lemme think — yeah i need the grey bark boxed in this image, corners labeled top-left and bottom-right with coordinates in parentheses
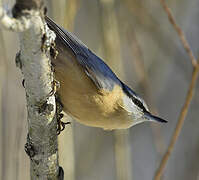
top-left (19, 13), bottom-right (59, 179)
top-left (0, 0), bottom-right (62, 179)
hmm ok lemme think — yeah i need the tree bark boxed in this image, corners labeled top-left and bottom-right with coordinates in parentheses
top-left (0, 0), bottom-right (62, 179)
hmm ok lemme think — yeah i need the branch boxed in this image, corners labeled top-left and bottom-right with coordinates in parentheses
top-left (0, 0), bottom-right (62, 179)
top-left (99, 0), bottom-right (133, 179)
top-left (155, 65), bottom-right (199, 180)
top-left (57, 1), bottom-right (78, 179)
top-left (155, 0), bottom-right (199, 179)
top-left (159, 0), bottom-right (198, 67)
top-left (127, 29), bottom-right (166, 154)
top-left (0, 6), bottom-right (31, 31)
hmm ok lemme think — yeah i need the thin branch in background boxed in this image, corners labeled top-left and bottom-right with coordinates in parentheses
top-left (14, 108), bottom-right (25, 180)
top-left (99, 0), bottom-right (132, 179)
top-left (155, 65), bottom-right (199, 180)
top-left (127, 29), bottom-right (155, 108)
top-left (0, 30), bottom-right (9, 180)
top-left (127, 29), bottom-right (166, 154)
top-left (154, 0), bottom-right (199, 179)
top-left (56, 1), bottom-right (79, 180)
top-left (122, 0), bottom-right (191, 82)
top-left (159, 0), bottom-right (198, 67)
top-left (114, 130), bottom-right (132, 180)
top-left (63, 0), bottom-right (79, 31)
top-left (99, 0), bottom-right (123, 75)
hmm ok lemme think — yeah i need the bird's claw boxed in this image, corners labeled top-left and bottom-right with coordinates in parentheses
top-left (57, 120), bottom-right (71, 135)
top-left (49, 79), bottom-right (60, 97)
top-left (55, 93), bottom-right (71, 135)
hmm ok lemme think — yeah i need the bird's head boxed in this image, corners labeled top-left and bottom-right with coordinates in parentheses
top-left (121, 83), bottom-right (167, 126)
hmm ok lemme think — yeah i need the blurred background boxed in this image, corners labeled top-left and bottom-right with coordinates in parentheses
top-left (1, 0), bottom-right (199, 179)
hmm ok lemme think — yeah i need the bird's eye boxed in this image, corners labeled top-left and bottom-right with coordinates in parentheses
top-left (134, 99), bottom-right (141, 106)
top-left (132, 98), bottom-right (146, 112)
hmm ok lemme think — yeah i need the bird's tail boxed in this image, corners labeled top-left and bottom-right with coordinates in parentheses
top-left (144, 112), bottom-right (167, 123)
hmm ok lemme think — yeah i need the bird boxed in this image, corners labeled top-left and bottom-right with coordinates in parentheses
top-left (45, 16), bottom-right (167, 130)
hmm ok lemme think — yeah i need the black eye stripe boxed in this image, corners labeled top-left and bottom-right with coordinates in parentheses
top-left (131, 97), bottom-right (147, 112)
top-left (121, 82), bottom-right (147, 112)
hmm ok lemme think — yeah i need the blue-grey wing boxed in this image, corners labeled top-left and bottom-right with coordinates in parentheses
top-left (45, 16), bottom-right (121, 91)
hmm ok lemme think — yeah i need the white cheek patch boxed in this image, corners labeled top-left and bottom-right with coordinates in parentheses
top-left (122, 95), bottom-right (142, 117)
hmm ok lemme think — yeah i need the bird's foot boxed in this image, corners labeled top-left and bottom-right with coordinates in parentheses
top-left (55, 94), bottom-right (71, 135)
top-left (57, 120), bottom-right (71, 135)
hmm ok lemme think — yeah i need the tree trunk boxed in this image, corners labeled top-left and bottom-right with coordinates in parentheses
top-left (0, 0), bottom-right (62, 179)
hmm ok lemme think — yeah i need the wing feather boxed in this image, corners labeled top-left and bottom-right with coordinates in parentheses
top-left (45, 16), bottom-right (121, 91)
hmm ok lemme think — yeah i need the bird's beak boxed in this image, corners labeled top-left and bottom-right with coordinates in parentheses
top-left (144, 112), bottom-right (167, 123)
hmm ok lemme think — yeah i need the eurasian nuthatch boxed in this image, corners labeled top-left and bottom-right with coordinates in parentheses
top-left (45, 16), bottom-right (167, 130)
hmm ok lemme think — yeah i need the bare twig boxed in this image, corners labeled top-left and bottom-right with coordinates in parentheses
top-left (160, 0), bottom-right (198, 67)
top-left (99, 0), bottom-right (123, 74)
top-left (57, 1), bottom-right (79, 179)
top-left (127, 29), bottom-right (166, 154)
top-left (99, 0), bottom-right (132, 179)
top-left (155, 65), bottom-right (199, 180)
top-left (155, 0), bottom-right (199, 179)
top-left (63, 0), bottom-right (79, 31)
top-left (0, 30), bottom-right (9, 180)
